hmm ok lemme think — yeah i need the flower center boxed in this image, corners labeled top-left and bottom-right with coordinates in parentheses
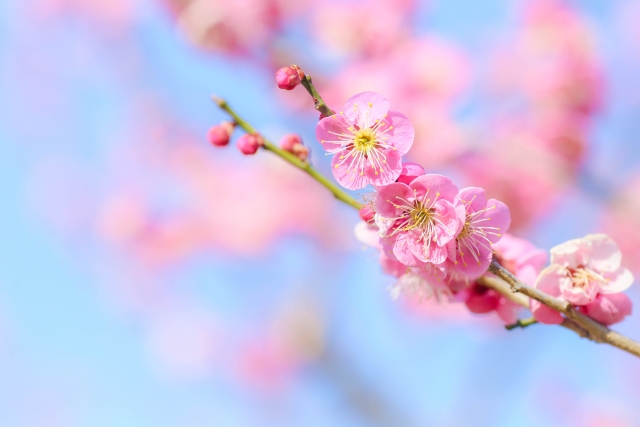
top-left (409, 200), bottom-right (434, 230)
top-left (567, 266), bottom-right (607, 289)
top-left (353, 128), bottom-right (377, 152)
top-left (458, 221), bottom-right (472, 239)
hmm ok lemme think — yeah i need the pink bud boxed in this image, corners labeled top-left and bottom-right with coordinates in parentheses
top-left (464, 283), bottom-right (500, 314)
top-left (275, 66), bottom-right (301, 90)
top-left (582, 293), bottom-right (632, 325)
top-left (359, 205), bottom-right (375, 224)
top-left (291, 144), bottom-right (309, 161)
top-left (396, 162), bottom-right (426, 185)
top-left (236, 133), bottom-right (264, 155)
top-left (280, 134), bottom-right (309, 161)
top-left (280, 134), bottom-right (302, 152)
top-left (207, 122), bottom-right (234, 147)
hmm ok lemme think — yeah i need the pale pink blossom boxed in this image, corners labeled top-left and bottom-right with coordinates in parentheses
top-left (447, 187), bottom-right (511, 278)
top-left (375, 174), bottom-right (463, 267)
top-left (316, 91), bottom-right (414, 189)
top-left (532, 234), bottom-right (634, 324)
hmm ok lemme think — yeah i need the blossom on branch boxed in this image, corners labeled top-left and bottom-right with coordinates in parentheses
top-left (316, 91), bottom-right (414, 189)
top-left (532, 234), bottom-right (634, 325)
top-left (375, 174), bottom-right (462, 267)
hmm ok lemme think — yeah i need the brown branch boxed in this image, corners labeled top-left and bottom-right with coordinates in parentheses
top-left (477, 276), bottom-right (593, 340)
top-left (486, 259), bottom-right (640, 358)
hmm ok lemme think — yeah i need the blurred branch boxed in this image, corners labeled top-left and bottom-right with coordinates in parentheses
top-left (488, 259), bottom-right (640, 358)
top-left (211, 95), bottom-right (362, 210)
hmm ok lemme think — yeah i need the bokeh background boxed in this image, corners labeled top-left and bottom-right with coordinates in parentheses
top-left (2, 0), bottom-right (640, 425)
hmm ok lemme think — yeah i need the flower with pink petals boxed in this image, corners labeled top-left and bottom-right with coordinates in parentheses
top-left (447, 187), bottom-right (511, 278)
top-left (316, 91), bottom-right (414, 190)
top-left (532, 234), bottom-right (634, 324)
top-left (375, 174), bottom-right (463, 267)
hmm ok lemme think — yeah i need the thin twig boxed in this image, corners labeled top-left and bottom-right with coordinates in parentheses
top-left (211, 95), bottom-right (362, 210)
top-left (505, 317), bottom-right (538, 331)
top-left (293, 65), bottom-right (335, 118)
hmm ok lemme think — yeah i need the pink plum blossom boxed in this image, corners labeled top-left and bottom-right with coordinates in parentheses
top-left (447, 187), bottom-right (511, 278)
top-left (532, 234), bottom-right (634, 324)
top-left (316, 91), bottom-right (414, 189)
top-left (375, 174), bottom-right (463, 267)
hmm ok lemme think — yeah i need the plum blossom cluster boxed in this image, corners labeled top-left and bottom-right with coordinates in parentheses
top-left (324, 91), bottom-right (635, 327)
top-left (532, 234), bottom-right (634, 325)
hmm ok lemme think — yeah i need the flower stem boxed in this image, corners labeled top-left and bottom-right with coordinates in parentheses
top-left (505, 317), bottom-right (538, 331)
top-left (297, 71), bottom-right (335, 118)
top-left (211, 95), bottom-right (362, 210)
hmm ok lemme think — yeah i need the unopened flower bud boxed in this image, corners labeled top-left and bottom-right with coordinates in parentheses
top-left (280, 134), bottom-right (302, 151)
top-left (280, 134), bottom-right (309, 161)
top-left (359, 205), bottom-right (375, 224)
top-left (464, 283), bottom-right (500, 313)
top-left (236, 133), bottom-right (264, 155)
top-left (275, 66), bottom-right (301, 90)
top-left (397, 162), bottom-right (425, 185)
top-left (207, 121), bottom-right (234, 147)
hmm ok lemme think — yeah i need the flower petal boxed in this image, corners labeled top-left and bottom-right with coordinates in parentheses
top-left (584, 233), bottom-right (622, 272)
top-left (330, 150), bottom-right (368, 190)
top-left (392, 232), bottom-right (426, 267)
top-left (550, 237), bottom-right (590, 267)
top-left (364, 148), bottom-right (403, 187)
top-left (531, 264), bottom-right (565, 324)
top-left (315, 114), bottom-right (352, 152)
top-left (409, 174), bottom-right (459, 203)
top-left (375, 182), bottom-right (413, 218)
top-left (344, 92), bottom-right (389, 128)
top-left (354, 222), bottom-right (379, 248)
top-left (482, 199), bottom-right (511, 244)
top-left (600, 267), bottom-right (634, 294)
top-left (454, 250), bottom-right (492, 279)
top-left (383, 110), bottom-right (414, 154)
top-left (583, 293), bottom-right (632, 325)
top-left (458, 187), bottom-right (486, 213)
